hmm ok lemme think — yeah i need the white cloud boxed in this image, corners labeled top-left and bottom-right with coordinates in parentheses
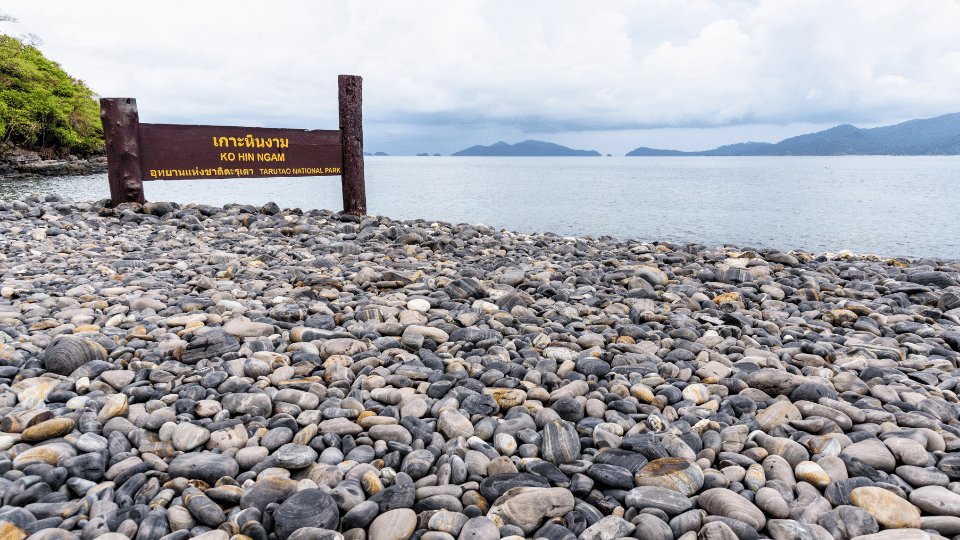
top-left (4, 0), bottom-right (960, 153)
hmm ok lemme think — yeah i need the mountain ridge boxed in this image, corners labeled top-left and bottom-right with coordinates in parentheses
top-left (452, 139), bottom-right (601, 156)
top-left (626, 113), bottom-right (960, 156)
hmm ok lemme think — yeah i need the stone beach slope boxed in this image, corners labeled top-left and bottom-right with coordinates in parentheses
top-left (0, 195), bottom-right (959, 540)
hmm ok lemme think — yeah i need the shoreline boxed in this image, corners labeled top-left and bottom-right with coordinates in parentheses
top-left (0, 148), bottom-right (107, 180)
top-left (3, 157), bottom-right (959, 260)
top-left (0, 196), bottom-right (959, 539)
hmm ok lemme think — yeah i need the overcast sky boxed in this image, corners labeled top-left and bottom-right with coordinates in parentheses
top-left (5, 0), bottom-right (960, 155)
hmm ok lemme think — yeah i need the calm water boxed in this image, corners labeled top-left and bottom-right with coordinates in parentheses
top-left (2, 156), bottom-right (958, 259)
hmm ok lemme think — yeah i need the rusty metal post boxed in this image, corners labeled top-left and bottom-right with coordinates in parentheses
top-left (338, 75), bottom-right (366, 216)
top-left (99, 98), bottom-right (146, 206)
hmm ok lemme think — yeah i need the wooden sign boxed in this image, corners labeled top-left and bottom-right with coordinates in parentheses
top-left (139, 124), bottom-right (342, 180)
top-left (99, 75), bottom-right (366, 215)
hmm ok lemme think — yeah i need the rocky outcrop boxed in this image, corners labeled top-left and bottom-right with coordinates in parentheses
top-left (0, 149), bottom-right (107, 179)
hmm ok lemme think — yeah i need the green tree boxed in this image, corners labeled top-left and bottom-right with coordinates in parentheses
top-left (0, 31), bottom-right (103, 157)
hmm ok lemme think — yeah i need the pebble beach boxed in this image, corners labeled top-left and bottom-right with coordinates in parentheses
top-left (1, 195), bottom-right (960, 540)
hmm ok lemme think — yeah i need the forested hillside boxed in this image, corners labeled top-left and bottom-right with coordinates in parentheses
top-left (0, 34), bottom-right (103, 157)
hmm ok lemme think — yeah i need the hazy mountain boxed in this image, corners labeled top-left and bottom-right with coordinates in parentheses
top-left (626, 113), bottom-right (960, 156)
top-left (453, 140), bottom-right (601, 156)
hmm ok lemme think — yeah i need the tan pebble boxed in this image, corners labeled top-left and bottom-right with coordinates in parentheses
top-left (21, 418), bottom-right (75, 443)
top-left (851, 486), bottom-right (921, 529)
top-left (73, 325), bottom-right (101, 333)
top-left (361, 470), bottom-right (383, 495)
top-left (794, 461), bottom-right (831, 489)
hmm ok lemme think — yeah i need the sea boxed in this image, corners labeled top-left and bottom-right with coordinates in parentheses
top-left (2, 156), bottom-right (958, 260)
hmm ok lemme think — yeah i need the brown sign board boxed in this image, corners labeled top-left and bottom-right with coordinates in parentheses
top-left (100, 75), bottom-right (366, 215)
top-left (139, 124), bottom-right (342, 181)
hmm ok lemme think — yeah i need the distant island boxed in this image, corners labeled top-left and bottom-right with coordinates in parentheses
top-left (626, 112), bottom-right (960, 156)
top-left (452, 140), bottom-right (601, 156)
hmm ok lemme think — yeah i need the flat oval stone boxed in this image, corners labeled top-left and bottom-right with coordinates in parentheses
top-left (919, 516), bottom-right (960, 538)
top-left (697, 488), bottom-right (766, 531)
top-left (43, 336), bottom-right (107, 375)
top-left (438, 409), bottom-right (474, 440)
top-left (317, 418), bottom-right (363, 436)
top-left (794, 461), bottom-right (830, 489)
top-left (331, 479), bottom-right (366, 511)
top-left (13, 443), bottom-right (76, 470)
top-left (850, 486), bottom-right (921, 529)
top-left (634, 457), bottom-right (704, 496)
top-left (457, 516), bottom-right (500, 540)
top-left (480, 473), bottom-right (551, 502)
top-left (76, 432), bottom-right (109, 453)
top-left (755, 401), bottom-right (801, 432)
top-left (825, 477), bottom-right (875, 507)
top-left (487, 487), bottom-right (575, 534)
top-left (239, 476), bottom-right (299, 513)
top-left (908, 486), bottom-right (960, 516)
top-left (766, 520), bottom-right (832, 540)
top-left (429, 510), bottom-right (470, 536)
top-left (586, 463), bottom-right (634, 490)
top-left (172, 423), bottom-right (210, 451)
top-left (167, 453), bottom-right (239, 485)
top-left (841, 439), bottom-right (896, 472)
top-left (896, 465), bottom-right (949, 488)
top-left (755, 487), bottom-right (789, 519)
top-left (624, 486), bottom-right (693, 516)
top-left (368, 481), bottom-right (416, 513)
top-left (401, 449), bottom-right (436, 481)
top-left (483, 388), bottom-right (527, 410)
top-left (183, 488), bottom-right (225, 527)
top-left (272, 489), bottom-right (339, 540)
top-left (221, 393), bottom-right (272, 417)
top-left (21, 418), bottom-right (75, 443)
top-left (275, 444), bottom-right (318, 469)
top-left (341, 500), bottom-right (380, 530)
top-left (541, 420), bottom-right (580, 466)
top-left (369, 425), bottom-right (413, 445)
top-left (367, 508), bottom-right (417, 540)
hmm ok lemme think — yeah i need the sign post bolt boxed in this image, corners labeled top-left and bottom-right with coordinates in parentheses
top-left (339, 75), bottom-right (366, 216)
